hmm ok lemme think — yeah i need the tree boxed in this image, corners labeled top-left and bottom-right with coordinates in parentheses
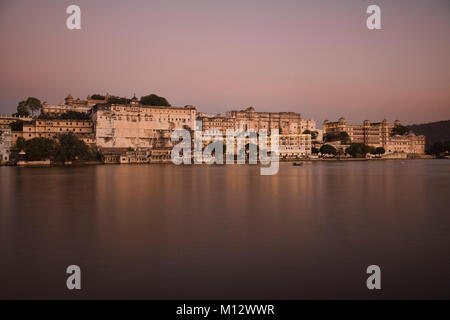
top-left (427, 141), bottom-right (450, 155)
top-left (9, 120), bottom-right (24, 131)
top-left (91, 94), bottom-right (105, 100)
top-left (14, 101), bottom-right (31, 117)
top-left (38, 111), bottom-right (89, 120)
top-left (54, 133), bottom-right (91, 162)
top-left (324, 131), bottom-right (350, 143)
top-left (391, 125), bottom-right (409, 136)
top-left (345, 143), bottom-right (371, 158)
top-left (303, 130), bottom-right (318, 140)
top-left (14, 137), bottom-right (26, 151)
top-left (311, 147), bottom-right (319, 154)
top-left (23, 138), bottom-right (55, 161)
top-left (338, 132), bottom-right (350, 143)
top-left (19, 97), bottom-right (42, 117)
top-left (108, 96), bottom-right (128, 104)
top-left (140, 94), bottom-right (171, 106)
top-left (320, 144), bottom-right (337, 155)
top-left (374, 147), bottom-right (385, 155)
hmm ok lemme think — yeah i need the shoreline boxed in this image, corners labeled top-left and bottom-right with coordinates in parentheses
top-left (1, 157), bottom-right (444, 168)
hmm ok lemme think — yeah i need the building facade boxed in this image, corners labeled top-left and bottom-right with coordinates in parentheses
top-left (198, 107), bottom-right (315, 158)
top-left (323, 118), bottom-right (425, 154)
top-left (12, 119), bottom-right (95, 145)
top-left (0, 128), bottom-right (13, 163)
top-left (225, 107), bottom-right (316, 135)
top-left (0, 115), bottom-right (33, 130)
top-left (279, 134), bottom-right (312, 159)
top-left (91, 97), bottom-right (197, 149)
top-left (386, 133), bottom-right (426, 155)
top-left (41, 94), bottom-right (109, 115)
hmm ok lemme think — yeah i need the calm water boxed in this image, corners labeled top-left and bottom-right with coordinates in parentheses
top-left (0, 160), bottom-right (449, 299)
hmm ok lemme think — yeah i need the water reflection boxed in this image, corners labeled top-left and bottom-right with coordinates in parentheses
top-left (0, 160), bottom-right (449, 299)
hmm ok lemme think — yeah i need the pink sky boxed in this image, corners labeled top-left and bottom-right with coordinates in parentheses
top-left (0, 0), bottom-right (449, 125)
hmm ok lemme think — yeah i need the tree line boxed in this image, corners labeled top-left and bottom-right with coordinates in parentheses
top-left (13, 133), bottom-right (99, 162)
top-left (313, 143), bottom-right (385, 158)
top-left (427, 141), bottom-right (450, 156)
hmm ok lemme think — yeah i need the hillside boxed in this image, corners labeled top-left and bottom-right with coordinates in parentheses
top-left (407, 120), bottom-right (450, 149)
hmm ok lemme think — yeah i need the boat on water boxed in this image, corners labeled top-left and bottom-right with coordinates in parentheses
top-left (293, 162), bottom-right (303, 166)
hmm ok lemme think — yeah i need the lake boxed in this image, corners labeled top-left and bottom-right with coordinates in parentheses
top-left (0, 160), bottom-right (449, 299)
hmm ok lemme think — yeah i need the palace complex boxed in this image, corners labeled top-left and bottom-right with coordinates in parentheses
top-left (0, 94), bottom-right (427, 164)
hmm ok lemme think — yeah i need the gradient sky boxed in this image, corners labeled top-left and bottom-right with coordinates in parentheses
top-left (0, 0), bottom-right (449, 125)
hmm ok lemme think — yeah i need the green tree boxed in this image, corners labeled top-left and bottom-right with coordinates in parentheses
top-left (14, 101), bottom-right (31, 117)
top-left (140, 94), bottom-right (171, 106)
top-left (14, 137), bottom-right (26, 151)
top-left (391, 125), bottom-right (409, 136)
top-left (324, 131), bottom-right (350, 143)
top-left (9, 120), bottom-right (24, 131)
top-left (303, 130), bottom-right (318, 140)
top-left (91, 94), bottom-right (105, 100)
top-left (320, 144), bottom-right (337, 155)
top-left (23, 138), bottom-right (55, 161)
top-left (311, 147), bottom-right (319, 154)
top-left (38, 111), bottom-right (89, 120)
top-left (374, 147), bottom-right (385, 155)
top-left (108, 96), bottom-right (129, 104)
top-left (338, 132), bottom-right (350, 143)
top-left (444, 141), bottom-right (450, 153)
top-left (427, 141), bottom-right (446, 155)
top-left (18, 97), bottom-right (42, 117)
top-left (345, 143), bottom-right (371, 158)
top-left (54, 133), bottom-right (91, 162)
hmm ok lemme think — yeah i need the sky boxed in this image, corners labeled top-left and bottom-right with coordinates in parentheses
top-left (0, 0), bottom-right (449, 126)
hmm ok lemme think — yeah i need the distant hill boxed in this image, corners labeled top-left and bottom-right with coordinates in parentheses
top-left (407, 120), bottom-right (450, 149)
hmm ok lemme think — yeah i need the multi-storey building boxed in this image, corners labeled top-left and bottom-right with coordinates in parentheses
top-left (0, 115), bottom-right (33, 130)
top-left (323, 118), bottom-right (425, 154)
top-left (197, 107), bottom-right (315, 158)
top-left (199, 116), bottom-right (235, 135)
top-left (41, 94), bottom-right (109, 115)
top-left (386, 133), bottom-right (426, 155)
top-left (12, 119), bottom-right (95, 145)
top-left (0, 128), bottom-right (13, 163)
top-left (323, 118), bottom-right (392, 146)
top-left (226, 107), bottom-right (316, 135)
top-left (91, 97), bottom-right (197, 149)
top-left (279, 134), bottom-right (312, 159)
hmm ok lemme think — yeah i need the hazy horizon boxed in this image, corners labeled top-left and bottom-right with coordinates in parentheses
top-left (0, 0), bottom-right (449, 125)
